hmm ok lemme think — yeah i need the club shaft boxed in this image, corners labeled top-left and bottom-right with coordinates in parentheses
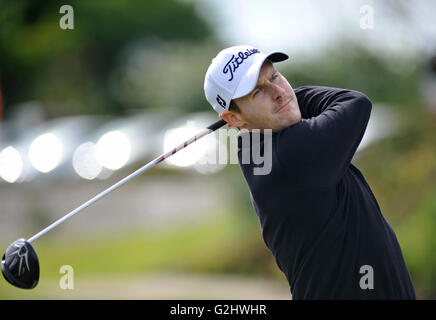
top-left (27, 119), bottom-right (226, 243)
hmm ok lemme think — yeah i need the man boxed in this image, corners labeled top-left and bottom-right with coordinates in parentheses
top-left (203, 45), bottom-right (416, 299)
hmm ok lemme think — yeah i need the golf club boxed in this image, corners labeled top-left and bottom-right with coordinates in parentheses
top-left (1, 118), bottom-right (226, 289)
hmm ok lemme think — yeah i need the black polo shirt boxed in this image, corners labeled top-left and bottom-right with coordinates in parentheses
top-left (237, 86), bottom-right (416, 299)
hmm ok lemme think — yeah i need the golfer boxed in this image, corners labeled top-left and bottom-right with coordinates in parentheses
top-left (203, 45), bottom-right (416, 299)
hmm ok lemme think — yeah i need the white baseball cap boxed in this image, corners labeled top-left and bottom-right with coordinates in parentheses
top-left (204, 45), bottom-right (288, 115)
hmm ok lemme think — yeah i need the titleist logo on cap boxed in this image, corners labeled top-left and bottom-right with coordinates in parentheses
top-left (222, 48), bottom-right (260, 81)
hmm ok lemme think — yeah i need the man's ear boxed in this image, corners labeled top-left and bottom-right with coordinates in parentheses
top-left (221, 110), bottom-right (245, 128)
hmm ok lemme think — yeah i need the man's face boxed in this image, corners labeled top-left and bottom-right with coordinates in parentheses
top-left (223, 60), bottom-right (301, 132)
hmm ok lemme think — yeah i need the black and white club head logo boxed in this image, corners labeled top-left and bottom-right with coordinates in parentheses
top-left (216, 94), bottom-right (226, 109)
top-left (7, 240), bottom-right (30, 276)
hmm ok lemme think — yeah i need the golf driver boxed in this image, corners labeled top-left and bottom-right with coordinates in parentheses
top-left (1, 118), bottom-right (226, 289)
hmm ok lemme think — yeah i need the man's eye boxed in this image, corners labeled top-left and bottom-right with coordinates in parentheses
top-left (253, 89), bottom-right (261, 97)
top-left (272, 74), bottom-right (278, 81)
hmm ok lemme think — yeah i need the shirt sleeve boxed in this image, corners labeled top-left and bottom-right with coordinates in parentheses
top-left (276, 86), bottom-right (372, 187)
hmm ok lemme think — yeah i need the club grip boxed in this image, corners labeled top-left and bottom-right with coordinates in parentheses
top-left (207, 119), bottom-right (226, 131)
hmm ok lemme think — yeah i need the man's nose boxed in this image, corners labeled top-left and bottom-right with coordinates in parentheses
top-left (268, 82), bottom-right (285, 101)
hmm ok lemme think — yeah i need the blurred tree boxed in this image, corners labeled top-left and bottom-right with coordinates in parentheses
top-left (281, 39), bottom-right (422, 108)
top-left (109, 40), bottom-right (221, 113)
top-left (356, 107), bottom-right (436, 298)
top-left (0, 0), bottom-right (213, 118)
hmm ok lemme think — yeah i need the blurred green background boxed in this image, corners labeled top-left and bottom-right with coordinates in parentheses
top-left (0, 0), bottom-right (435, 299)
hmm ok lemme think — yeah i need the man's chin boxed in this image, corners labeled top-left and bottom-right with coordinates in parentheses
top-left (287, 105), bottom-right (302, 125)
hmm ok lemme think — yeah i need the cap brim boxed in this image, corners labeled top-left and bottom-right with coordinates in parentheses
top-left (233, 52), bottom-right (289, 99)
top-left (267, 52), bottom-right (289, 63)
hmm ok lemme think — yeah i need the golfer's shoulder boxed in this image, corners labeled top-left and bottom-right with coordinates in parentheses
top-left (295, 85), bottom-right (371, 100)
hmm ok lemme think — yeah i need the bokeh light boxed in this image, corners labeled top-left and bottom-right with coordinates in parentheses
top-left (193, 133), bottom-right (228, 175)
top-left (29, 133), bottom-right (63, 173)
top-left (163, 126), bottom-right (209, 167)
top-left (72, 142), bottom-right (103, 180)
top-left (0, 146), bottom-right (23, 183)
top-left (96, 131), bottom-right (131, 170)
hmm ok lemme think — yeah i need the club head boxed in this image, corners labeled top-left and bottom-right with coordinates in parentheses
top-left (1, 239), bottom-right (39, 289)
